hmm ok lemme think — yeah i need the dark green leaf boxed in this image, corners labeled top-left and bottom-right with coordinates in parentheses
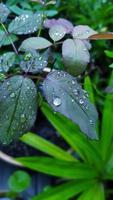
top-left (0, 75), bottom-right (38, 145)
top-left (20, 50), bottom-right (48, 74)
top-left (9, 5), bottom-right (33, 15)
top-left (42, 70), bottom-right (98, 139)
top-left (6, 0), bottom-right (21, 6)
top-left (0, 52), bottom-right (16, 73)
top-left (0, 3), bottom-right (10, 22)
top-left (0, 30), bottom-right (18, 47)
top-left (0, 30), bottom-right (5, 47)
top-left (101, 71), bottom-right (113, 159)
top-left (17, 156), bottom-right (97, 179)
top-left (62, 39), bottom-right (90, 76)
top-left (8, 13), bottom-right (43, 35)
top-left (8, 170), bottom-right (31, 193)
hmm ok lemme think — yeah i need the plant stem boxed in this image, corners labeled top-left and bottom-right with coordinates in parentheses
top-left (38, 3), bottom-right (46, 37)
top-left (0, 22), bottom-right (18, 55)
top-left (7, 73), bottom-right (45, 80)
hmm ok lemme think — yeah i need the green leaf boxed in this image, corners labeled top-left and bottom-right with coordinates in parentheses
top-left (62, 39), bottom-right (90, 76)
top-left (0, 3), bottom-right (10, 22)
top-left (104, 150), bottom-right (113, 175)
top-left (49, 25), bottom-right (66, 42)
top-left (0, 52), bottom-right (16, 73)
top-left (41, 102), bottom-right (102, 168)
top-left (84, 76), bottom-right (100, 141)
top-left (84, 76), bottom-right (95, 104)
top-left (42, 70), bottom-right (98, 139)
top-left (109, 63), bottom-right (113, 68)
top-left (8, 13), bottom-right (42, 35)
top-left (101, 71), bottom-right (113, 159)
top-left (8, 170), bottom-right (31, 193)
top-left (6, 0), bottom-right (21, 6)
top-left (72, 25), bottom-right (97, 39)
top-left (45, 10), bottom-right (58, 17)
top-left (0, 75), bottom-right (38, 145)
top-left (32, 180), bottom-right (96, 200)
top-left (0, 30), bottom-right (5, 47)
top-left (77, 183), bottom-right (105, 200)
top-left (9, 5), bottom-right (33, 15)
top-left (105, 50), bottom-right (113, 58)
top-left (19, 37), bottom-right (52, 51)
top-left (17, 156), bottom-right (97, 179)
top-left (20, 50), bottom-right (48, 74)
top-left (20, 132), bottom-right (75, 162)
top-left (0, 30), bottom-right (18, 47)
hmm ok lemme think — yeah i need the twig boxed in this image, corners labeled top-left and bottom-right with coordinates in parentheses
top-left (0, 151), bottom-right (23, 167)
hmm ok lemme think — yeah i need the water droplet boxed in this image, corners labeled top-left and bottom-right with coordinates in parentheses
top-left (20, 114), bottom-right (26, 123)
top-left (53, 97), bottom-right (61, 106)
top-left (79, 99), bottom-right (84, 105)
top-left (86, 30), bottom-right (90, 34)
top-left (83, 95), bottom-right (86, 99)
top-left (83, 90), bottom-right (89, 97)
top-left (72, 80), bottom-right (76, 85)
top-left (27, 86), bottom-right (30, 90)
top-left (6, 115), bottom-right (9, 119)
top-left (55, 32), bottom-right (60, 36)
top-left (89, 119), bottom-right (93, 124)
top-left (73, 89), bottom-right (79, 95)
top-left (86, 106), bottom-right (89, 110)
top-left (39, 56), bottom-right (42, 61)
top-left (6, 81), bottom-right (10, 86)
top-left (10, 93), bottom-right (15, 98)
top-left (3, 95), bottom-right (6, 99)
top-left (3, 141), bottom-right (7, 145)
top-left (83, 48), bottom-right (87, 51)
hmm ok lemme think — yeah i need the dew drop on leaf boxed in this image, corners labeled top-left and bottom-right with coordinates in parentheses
top-left (53, 97), bottom-right (62, 106)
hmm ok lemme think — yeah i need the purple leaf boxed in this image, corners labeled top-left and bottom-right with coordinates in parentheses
top-left (72, 25), bottom-right (97, 39)
top-left (62, 39), bottom-right (90, 76)
top-left (49, 25), bottom-right (66, 41)
top-left (83, 40), bottom-right (92, 50)
top-left (44, 18), bottom-right (74, 34)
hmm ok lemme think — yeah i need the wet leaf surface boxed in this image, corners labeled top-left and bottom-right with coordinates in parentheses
top-left (42, 70), bottom-right (98, 139)
top-left (20, 50), bottom-right (48, 74)
top-left (8, 13), bottom-right (43, 35)
top-left (62, 39), bottom-right (90, 76)
top-left (0, 76), bottom-right (38, 145)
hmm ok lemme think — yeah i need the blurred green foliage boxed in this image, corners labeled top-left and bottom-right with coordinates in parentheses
top-left (59, 0), bottom-right (113, 30)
